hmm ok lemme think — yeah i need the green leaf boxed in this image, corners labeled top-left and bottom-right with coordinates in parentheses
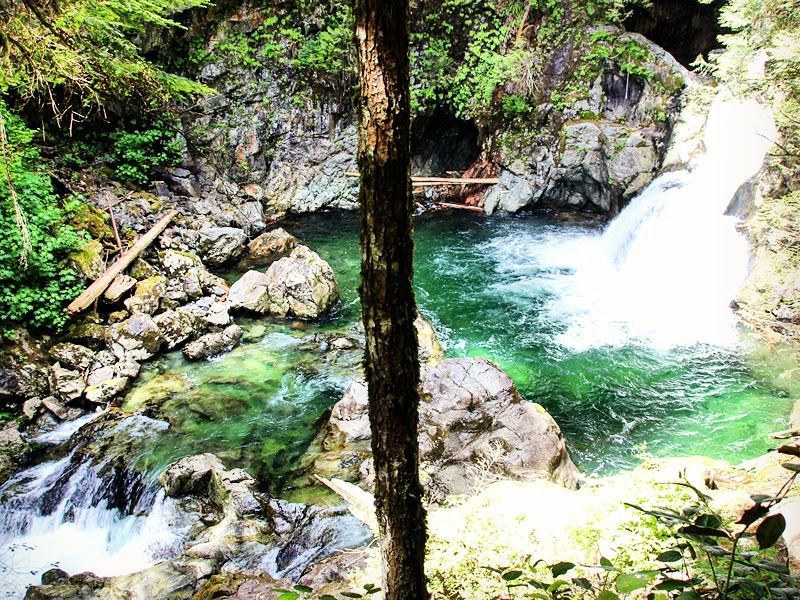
top-left (341, 594), bottom-right (363, 599)
top-left (319, 596), bottom-right (338, 600)
top-left (781, 462), bottom-right (800, 472)
top-left (676, 592), bottom-right (702, 600)
top-left (546, 579), bottom-right (569, 593)
top-left (502, 570), bottom-right (523, 581)
top-left (293, 585), bottom-right (313, 593)
top-left (757, 513), bottom-right (786, 549)
top-left (655, 578), bottom-right (691, 591)
top-left (600, 557), bottom-right (613, 567)
top-left (550, 561), bottom-right (575, 577)
top-left (694, 514), bottom-right (723, 529)
top-left (656, 550), bottom-right (683, 563)
top-left (598, 592), bottom-right (621, 600)
top-left (615, 571), bottom-right (656, 594)
top-left (276, 593), bottom-right (299, 600)
top-left (678, 525), bottom-right (730, 539)
top-left (572, 577), bottom-right (592, 590)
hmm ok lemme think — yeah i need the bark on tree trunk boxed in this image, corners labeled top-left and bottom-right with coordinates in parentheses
top-left (353, 1), bottom-right (428, 598)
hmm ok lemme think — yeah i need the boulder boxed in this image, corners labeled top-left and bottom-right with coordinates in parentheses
top-left (199, 227), bottom-right (247, 267)
top-left (41, 396), bottom-right (80, 420)
top-left (87, 365), bottom-right (115, 387)
top-left (316, 358), bottom-right (579, 497)
top-left (263, 246), bottom-right (339, 319)
top-left (105, 314), bottom-right (165, 361)
top-left (48, 343), bottom-right (95, 372)
top-left (154, 309), bottom-right (205, 349)
top-left (69, 239), bottom-right (105, 280)
top-left (128, 258), bottom-right (159, 280)
top-left (161, 453), bottom-right (225, 498)
top-left (180, 297), bottom-right (232, 327)
top-left (246, 228), bottom-right (299, 262)
top-left (103, 274), bottom-right (137, 303)
top-left (84, 377), bottom-right (129, 404)
top-left (124, 275), bottom-right (167, 315)
top-left (183, 325), bottom-right (243, 361)
top-left (49, 364), bottom-right (86, 402)
top-left (228, 270), bottom-right (271, 313)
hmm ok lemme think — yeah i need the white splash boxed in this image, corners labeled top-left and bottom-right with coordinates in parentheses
top-left (491, 96), bottom-right (776, 351)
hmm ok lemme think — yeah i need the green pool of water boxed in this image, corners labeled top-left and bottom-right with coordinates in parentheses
top-left (124, 210), bottom-right (797, 489)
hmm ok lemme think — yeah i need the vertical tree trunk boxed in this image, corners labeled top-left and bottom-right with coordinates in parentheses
top-left (353, 1), bottom-right (428, 599)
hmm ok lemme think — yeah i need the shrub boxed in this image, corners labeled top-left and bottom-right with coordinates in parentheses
top-left (108, 123), bottom-right (182, 186)
top-left (0, 103), bottom-right (85, 336)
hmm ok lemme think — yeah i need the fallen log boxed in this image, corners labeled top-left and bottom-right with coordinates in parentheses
top-left (434, 202), bottom-right (485, 213)
top-left (344, 171), bottom-right (498, 185)
top-left (67, 210), bottom-right (178, 315)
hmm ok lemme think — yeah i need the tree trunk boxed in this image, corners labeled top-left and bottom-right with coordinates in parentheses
top-left (353, 1), bottom-right (428, 599)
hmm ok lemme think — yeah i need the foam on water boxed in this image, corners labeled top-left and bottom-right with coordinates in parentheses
top-left (490, 97), bottom-right (776, 351)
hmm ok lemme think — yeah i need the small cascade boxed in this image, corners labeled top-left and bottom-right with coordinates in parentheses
top-left (0, 415), bottom-right (188, 597)
top-left (552, 96), bottom-right (777, 349)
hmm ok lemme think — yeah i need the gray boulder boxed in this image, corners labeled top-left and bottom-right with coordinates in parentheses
top-left (228, 270), bottom-right (271, 313)
top-left (84, 377), bottom-right (129, 404)
top-left (124, 275), bottom-right (167, 315)
top-left (199, 227), bottom-right (247, 266)
top-left (263, 246), bottom-right (339, 319)
top-left (48, 343), bottom-right (95, 372)
top-left (49, 364), bottom-right (86, 402)
top-left (315, 358), bottom-right (579, 497)
top-left (153, 309), bottom-right (205, 350)
top-left (105, 314), bottom-right (165, 361)
top-left (161, 453), bottom-right (225, 497)
top-left (183, 325), bottom-right (243, 361)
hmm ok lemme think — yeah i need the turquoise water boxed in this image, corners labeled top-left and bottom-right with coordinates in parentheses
top-left (124, 210), bottom-right (796, 490)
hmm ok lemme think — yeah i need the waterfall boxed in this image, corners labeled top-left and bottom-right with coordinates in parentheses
top-left (552, 96), bottom-right (777, 350)
top-left (0, 415), bottom-right (188, 597)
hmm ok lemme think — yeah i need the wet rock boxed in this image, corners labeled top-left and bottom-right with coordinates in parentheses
top-left (228, 270), bottom-right (271, 313)
top-left (103, 274), bottom-right (137, 303)
top-left (124, 275), bottom-right (167, 315)
top-left (263, 246), bottom-right (339, 319)
top-left (194, 573), bottom-right (286, 600)
top-left (48, 343), bottom-right (95, 372)
top-left (0, 422), bottom-right (25, 453)
top-left (183, 325), bottom-right (243, 360)
top-left (154, 309), bottom-right (204, 349)
top-left (316, 358), bottom-right (579, 497)
top-left (161, 452), bottom-right (225, 497)
top-left (105, 314), bottom-right (165, 361)
top-left (41, 396), bottom-right (80, 420)
top-left (246, 228), bottom-right (299, 262)
top-left (84, 377), bottom-right (129, 404)
top-left (40, 568), bottom-right (69, 585)
top-left (115, 359), bottom-right (140, 379)
top-left (49, 364), bottom-right (86, 402)
top-left (199, 227), bottom-right (247, 266)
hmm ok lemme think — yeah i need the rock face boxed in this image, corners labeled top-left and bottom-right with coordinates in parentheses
top-left (314, 358), bottom-right (579, 497)
top-left (263, 246), bottom-right (339, 319)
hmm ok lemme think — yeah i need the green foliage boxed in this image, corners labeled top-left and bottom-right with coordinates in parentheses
top-left (0, 0), bottom-right (215, 120)
top-left (0, 102), bottom-right (84, 336)
top-left (108, 123), bottom-right (182, 186)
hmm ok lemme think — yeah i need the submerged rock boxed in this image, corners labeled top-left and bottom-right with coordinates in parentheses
top-left (315, 358), bottom-right (579, 497)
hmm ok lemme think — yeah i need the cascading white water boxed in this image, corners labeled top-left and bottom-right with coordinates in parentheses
top-left (0, 415), bottom-right (188, 598)
top-left (546, 96), bottom-right (777, 350)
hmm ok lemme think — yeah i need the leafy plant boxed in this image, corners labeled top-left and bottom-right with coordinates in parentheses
top-left (0, 102), bottom-right (84, 336)
top-left (107, 122), bottom-right (182, 186)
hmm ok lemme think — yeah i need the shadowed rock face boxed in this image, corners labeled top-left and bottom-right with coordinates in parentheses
top-left (314, 357), bottom-right (580, 499)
